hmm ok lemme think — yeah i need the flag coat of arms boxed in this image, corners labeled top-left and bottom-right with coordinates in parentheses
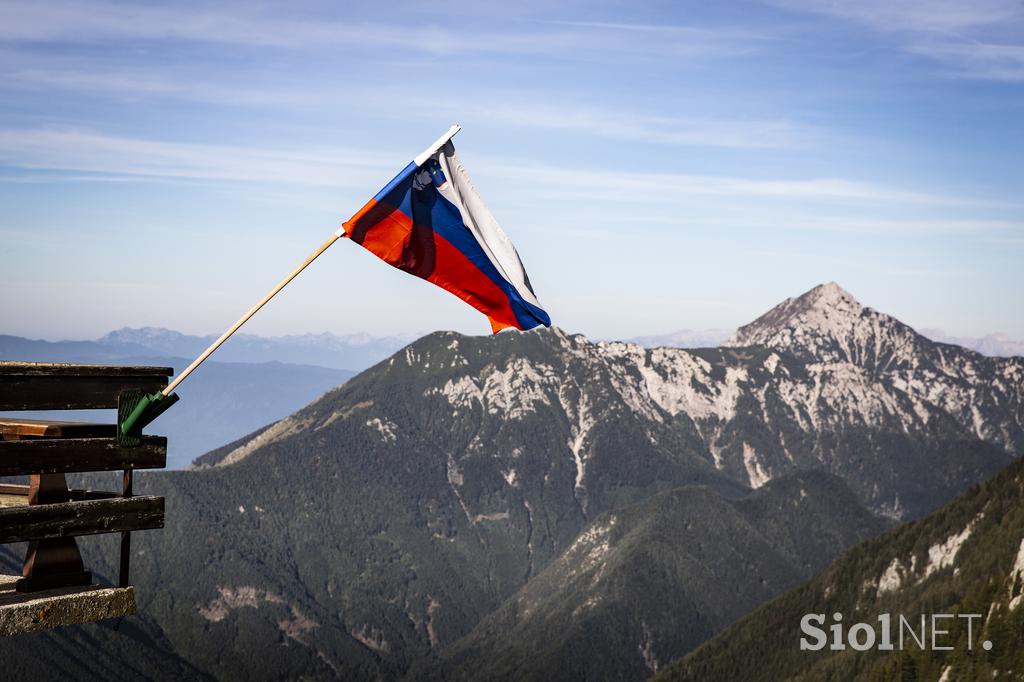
top-left (342, 135), bottom-right (550, 333)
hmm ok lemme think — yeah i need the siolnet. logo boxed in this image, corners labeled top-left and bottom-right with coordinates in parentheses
top-left (799, 612), bottom-right (992, 652)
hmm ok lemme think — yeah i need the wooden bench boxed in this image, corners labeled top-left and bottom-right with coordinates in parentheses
top-left (0, 362), bottom-right (171, 632)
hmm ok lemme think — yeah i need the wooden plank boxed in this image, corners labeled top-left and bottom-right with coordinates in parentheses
top-left (0, 491), bottom-right (24, 509)
top-left (0, 485), bottom-right (119, 502)
top-left (0, 363), bottom-right (172, 411)
top-left (0, 419), bottom-right (115, 439)
top-left (0, 437), bottom-right (166, 476)
top-left (0, 376), bottom-right (170, 410)
top-left (0, 496), bottom-right (164, 543)
top-left (0, 575), bottom-right (136, 635)
top-left (0, 363), bottom-right (173, 377)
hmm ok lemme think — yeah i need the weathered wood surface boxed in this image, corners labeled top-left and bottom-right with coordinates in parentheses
top-left (0, 362), bottom-right (172, 410)
top-left (0, 418), bottom-right (115, 439)
top-left (0, 496), bottom-right (164, 543)
top-left (0, 436), bottom-right (166, 476)
top-left (0, 575), bottom-right (136, 636)
top-left (0, 363), bottom-right (172, 376)
top-left (0, 485), bottom-right (118, 505)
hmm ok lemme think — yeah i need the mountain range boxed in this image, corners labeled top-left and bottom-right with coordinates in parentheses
top-left (1, 328), bottom-right (411, 371)
top-left (623, 325), bottom-right (1024, 358)
top-left (94, 328), bottom-right (414, 370)
top-left (623, 329), bottom-right (733, 349)
top-left (1, 282), bottom-right (1021, 680)
top-left (919, 329), bottom-right (1024, 359)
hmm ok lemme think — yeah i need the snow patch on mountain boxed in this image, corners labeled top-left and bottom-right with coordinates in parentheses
top-left (743, 443), bottom-right (771, 489)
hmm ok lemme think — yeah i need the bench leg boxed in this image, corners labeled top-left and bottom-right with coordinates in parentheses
top-left (16, 473), bottom-right (92, 592)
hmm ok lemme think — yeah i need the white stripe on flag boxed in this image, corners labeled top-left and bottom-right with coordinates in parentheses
top-left (434, 143), bottom-right (545, 311)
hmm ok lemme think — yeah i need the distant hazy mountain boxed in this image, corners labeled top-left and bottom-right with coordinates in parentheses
top-left (0, 327), bottom-right (412, 372)
top-left (657, 451), bottom-right (1024, 681)
top-left (920, 328), bottom-right (1024, 358)
top-left (2, 282), bottom-right (1020, 680)
top-left (623, 328), bottom-right (733, 349)
top-left (99, 327), bottom-right (414, 370)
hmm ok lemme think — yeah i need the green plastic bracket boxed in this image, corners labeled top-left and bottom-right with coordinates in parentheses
top-left (117, 390), bottom-right (179, 446)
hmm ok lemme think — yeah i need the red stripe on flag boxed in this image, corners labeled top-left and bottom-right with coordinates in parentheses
top-left (345, 202), bottom-right (521, 331)
top-left (427, 232), bottom-right (520, 332)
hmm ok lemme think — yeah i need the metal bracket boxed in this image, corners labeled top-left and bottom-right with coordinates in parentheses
top-left (117, 390), bottom-right (179, 447)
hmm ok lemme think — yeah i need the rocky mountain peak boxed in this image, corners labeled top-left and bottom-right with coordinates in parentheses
top-left (726, 282), bottom-right (922, 370)
top-left (801, 280), bottom-right (860, 309)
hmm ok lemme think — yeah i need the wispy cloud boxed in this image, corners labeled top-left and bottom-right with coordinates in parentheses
top-left (0, 127), bottom-right (1007, 213)
top-left (491, 161), bottom-right (997, 207)
top-left (0, 126), bottom-right (975, 208)
top-left (773, 216), bottom-right (1024, 233)
top-left (430, 100), bottom-right (812, 149)
top-left (908, 40), bottom-right (1024, 81)
top-left (0, 1), bottom-right (755, 60)
top-left (0, 128), bottom-right (396, 187)
top-left (772, 0), bottom-right (1024, 80)
top-left (2, 67), bottom-right (312, 107)
top-left (538, 19), bottom-right (769, 55)
top-left (0, 63), bottom-right (816, 149)
top-left (0, 1), bottom-right (578, 55)
top-left (772, 0), bottom-right (1022, 33)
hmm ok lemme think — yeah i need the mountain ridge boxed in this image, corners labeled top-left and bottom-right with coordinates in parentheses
top-left (432, 470), bottom-right (888, 681)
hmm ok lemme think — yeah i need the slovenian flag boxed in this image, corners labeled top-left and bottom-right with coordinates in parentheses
top-left (341, 128), bottom-right (551, 333)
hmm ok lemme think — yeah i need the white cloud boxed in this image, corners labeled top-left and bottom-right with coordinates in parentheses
top-left (772, 217), bottom-right (1023, 233)
top-left (0, 128), bottom-right (396, 187)
top-left (3, 68), bottom-right (313, 107)
top-left (0, 1), bottom-right (753, 60)
top-left (772, 0), bottom-right (1022, 33)
top-left (772, 0), bottom-right (1024, 80)
top-left (908, 41), bottom-right (1024, 81)
top-left (0, 62), bottom-right (815, 150)
top-left (0, 1), bottom-right (574, 55)
top-left (0, 127), bottom-right (1009, 218)
top-left (430, 101), bottom-right (810, 149)
top-left (489, 161), bottom-right (985, 206)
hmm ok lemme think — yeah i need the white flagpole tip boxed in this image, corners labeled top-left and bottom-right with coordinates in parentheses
top-left (414, 124), bottom-right (461, 167)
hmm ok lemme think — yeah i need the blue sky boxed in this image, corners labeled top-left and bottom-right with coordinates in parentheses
top-left (1, 0), bottom-right (1022, 341)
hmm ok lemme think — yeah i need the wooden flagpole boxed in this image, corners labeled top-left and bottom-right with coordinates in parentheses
top-left (162, 232), bottom-right (346, 396)
top-left (161, 123), bottom-right (461, 398)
